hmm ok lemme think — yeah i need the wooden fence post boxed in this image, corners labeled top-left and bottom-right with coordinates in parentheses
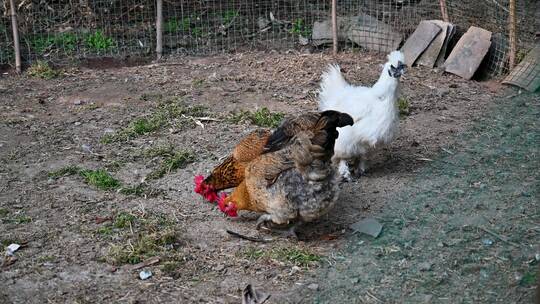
top-left (439, 0), bottom-right (449, 22)
top-left (331, 0), bottom-right (338, 55)
top-left (9, 0), bottom-right (21, 73)
top-left (508, 0), bottom-right (517, 68)
top-left (156, 0), bottom-right (163, 60)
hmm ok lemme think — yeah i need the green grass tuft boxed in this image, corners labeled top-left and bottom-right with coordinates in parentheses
top-left (80, 169), bottom-right (120, 190)
top-left (114, 212), bottom-right (137, 229)
top-left (97, 226), bottom-right (113, 235)
top-left (27, 61), bottom-right (60, 79)
top-left (108, 229), bottom-right (179, 265)
top-left (147, 150), bottom-right (195, 180)
top-left (0, 208), bottom-right (9, 217)
top-left (144, 144), bottom-right (175, 158)
top-left (119, 184), bottom-right (150, 196)
top-left (290, 18), bottom-right (311, 37)
top-left (520, 270), bottom-right (537, 287)
top-left (398, 97), bottom-right (410, 116)
top-left (85, 31), bottom-right (115, 51)
top-left (228, 107), bottom-right (284, 128)
top-left (101, 99), bottom-right (208, 143)
top-left (15, 215), bottom-right (32, 224)
top-left (48, 166), bottom-right (81, 179)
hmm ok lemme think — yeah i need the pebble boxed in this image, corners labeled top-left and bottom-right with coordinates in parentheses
top-left (482, 238), bottom-right (494, 246)
top-left (419, 262), bottom-right (432, 271)
top-left (139, 270), bottom-right (152, 280)
top-left (307, 283), bottom-right (319, 291)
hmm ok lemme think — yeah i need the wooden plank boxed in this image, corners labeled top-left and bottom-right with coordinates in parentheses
top-left (503, 44), bottom-right (540, 92)
top-left (435, 23), bottom-right (455, 67)
top-left (417, 20), bottom-right (452, 68)
top-left (444, 26), bottom-right (492, 80)
top-left (400, 20), bottom-right (441, 67)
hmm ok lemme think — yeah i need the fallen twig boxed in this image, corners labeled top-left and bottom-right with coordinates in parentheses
top-left (130, 257), bottom-right (161, 271)
top-left (226, 230), bottom-right (272, 243)
top-left (479, 226), bottom-right (520, 247)
top-left (441, 147), bottom-right (454, 155)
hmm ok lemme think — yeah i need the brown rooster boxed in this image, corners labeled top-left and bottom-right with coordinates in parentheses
top-left (196, 111), bottom-right (341, 202)
top-left (217, 110), bottom-right (353, 237)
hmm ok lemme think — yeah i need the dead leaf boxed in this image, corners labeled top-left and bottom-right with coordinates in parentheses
top-left (95, 216), bottom-right (112, 224)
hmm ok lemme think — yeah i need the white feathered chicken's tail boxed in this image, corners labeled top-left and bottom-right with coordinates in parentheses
top-left (318, 64), bottom-right (348, 111)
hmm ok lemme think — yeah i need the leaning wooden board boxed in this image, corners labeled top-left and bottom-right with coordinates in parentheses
top-left (417, 20), bottom-right (455, 68)
top-left (444, 26), bottom-right (492, 80)
top-left (400, 20), bottom-right (441, 67)
top-left (503, 44), bottom-right (540, 92)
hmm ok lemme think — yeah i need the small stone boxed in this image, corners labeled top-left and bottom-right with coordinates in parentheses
top-left (482, 238), bottom-right (494, 246)
top-left (139, 270), bottom-right (152, 280)
top-left (73, 100), bottom-right (85, 105)
top-left (307, 283), bottom-right (319, 290)
top-left (81, 144), bottom-right (92, 153)
top-left (214, 264), bottom-right (225, 271)
top-left (419, 262), bottom-right (432, 271)
top-left (107, 266), bottom-right (117, 273)
top-left (6, 244), bottom-right (21, 256)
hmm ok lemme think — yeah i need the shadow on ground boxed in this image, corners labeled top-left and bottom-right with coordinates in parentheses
top-left (287, 91), bottom-right (539, 303)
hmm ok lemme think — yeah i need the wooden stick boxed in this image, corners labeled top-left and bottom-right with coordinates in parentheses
top-left (9, 0), bottom-right (21, 73)
top-left (226, 230), bottom-right (272, 243)
top-left (331, 0), bottom-right (338, 55)
top-left (479, 226), bottom-right (520, 247)
top-left (439, 0), bottom-right (449, 22)
top-left (508, 0), bottom-right (517, 68)
top-left (155, 0), bottom-right (163, 60)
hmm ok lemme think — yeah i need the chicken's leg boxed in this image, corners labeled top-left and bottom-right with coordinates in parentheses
top-left (337, 159), bottom-right (352, 182)
top-left (256, 214), bottom-right (272, 230)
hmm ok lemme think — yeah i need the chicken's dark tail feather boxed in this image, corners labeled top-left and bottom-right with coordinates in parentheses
top-left (264, 111), bottom-right (353, 154)
top-left (313, 110), bottom-right (354, 152)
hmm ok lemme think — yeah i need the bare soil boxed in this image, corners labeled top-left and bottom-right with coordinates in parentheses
top-left (0, 50), bottom-right (534, 303)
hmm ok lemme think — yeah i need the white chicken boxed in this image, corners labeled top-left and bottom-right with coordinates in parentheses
top-left (318, 51), bottom-right (406, 180)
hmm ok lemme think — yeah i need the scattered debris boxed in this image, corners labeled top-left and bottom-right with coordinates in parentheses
top-left (131, 257), bottom-right (160, 271)
top-left (139, 269), bottom-right (153, 280)
top-left (401, 20), bottom-right (442, 67)
top-left (503, 44), bottom-right (540, 92)
top-left (5, 244), bottom-right (21, 256)
top-left (349, 218), bottom-right (383, 238)
top-left (444, 26), bottom-right (492, 79)
top-left (242, 284), bottom-right (270, 304)
top-left (226, 229), bottom-right (273, 243)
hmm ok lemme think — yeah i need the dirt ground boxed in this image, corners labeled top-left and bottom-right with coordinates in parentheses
top-left (0, 50), bottom-right (537, 303)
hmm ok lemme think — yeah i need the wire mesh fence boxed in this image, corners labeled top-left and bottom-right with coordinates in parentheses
top-left (1, 0), bottom-right (538, 76)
